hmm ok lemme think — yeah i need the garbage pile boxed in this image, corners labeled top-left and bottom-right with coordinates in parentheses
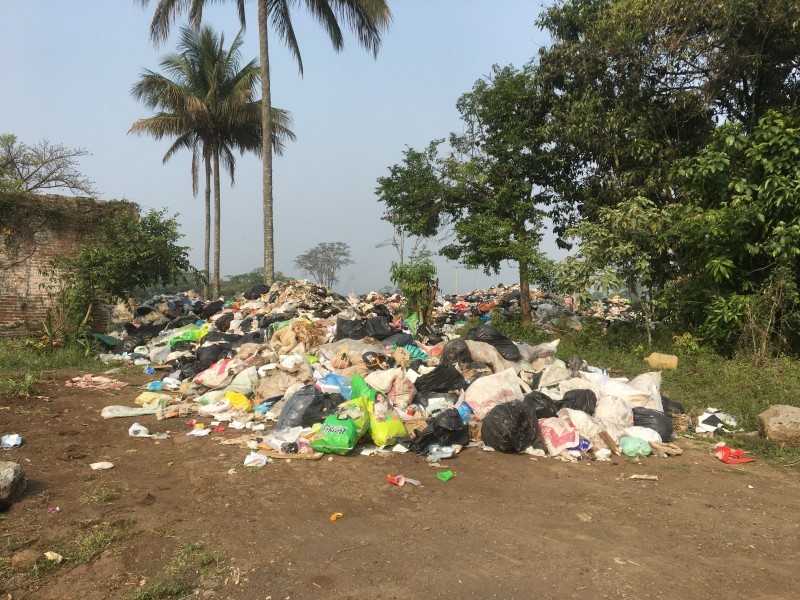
top-left (95, 280), bottom-right (683, 465)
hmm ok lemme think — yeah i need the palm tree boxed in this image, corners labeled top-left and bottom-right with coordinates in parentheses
top-left (130, 25), bottom-right (295, 296)
top-left (138, 0), bottom-right (391, 284)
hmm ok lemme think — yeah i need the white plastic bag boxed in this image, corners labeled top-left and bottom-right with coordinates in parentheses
top-left (624, 425), bottom-right (662, 444)
top-left (594, 396), bottom-right (634, 427)
top-left (628, 372), bottom-right (664, 412)
top-left (464, 368), bottom-right (530, 420)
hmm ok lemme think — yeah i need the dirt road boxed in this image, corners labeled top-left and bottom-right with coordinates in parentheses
top-left (2, 371), bottom-right (799, 599)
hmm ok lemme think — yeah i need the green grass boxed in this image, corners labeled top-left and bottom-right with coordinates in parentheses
top-left (81, 485), bottom-right (120, 504)
top-left (0, 338), bottom-right (98, 379)
top-left (131, 542), bottom-right (220, 600)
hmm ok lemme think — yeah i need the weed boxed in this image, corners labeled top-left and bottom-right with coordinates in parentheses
top-left (0, 338), bottom-right (96, 379)
top-left (132, 542), bottom-right (221, 600)
top-left (0, 371), bottom-right (41, 396)
top-left (81, 485), bottom-right (119, 504)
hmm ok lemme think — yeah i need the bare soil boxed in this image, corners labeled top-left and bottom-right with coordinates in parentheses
top-left (2, 370), bottom-right (799, 600)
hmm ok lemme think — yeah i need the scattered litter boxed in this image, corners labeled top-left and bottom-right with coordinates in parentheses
top-left (330, 512), bottom-right (343, 521)
top-left (44, 551), bottom-right (63, 563)
top-left (90, 462), bottom-right (114, 470)
top-left (1, 434), bottom-right (22, 448)
top-left (128, 423), bottom-right (151, 437)
top-left (628, 474), bottom-right (659, 481)
top-left (436, 470), bottom-right (455, 482)
top-left (66, 375), bottom-right (128, 390)
top-left (387, 474), bottom-right (406, 486)
top-left (242, 452), bottom-right (270, 468)
top-left (186, 428), bottom-right (211, 437)
top-left (227, 468), bottom-right (237, 475)
top-left (47, 507), bottom-right (60, 514)
top-left (715, 443), bottom-right (755, 464)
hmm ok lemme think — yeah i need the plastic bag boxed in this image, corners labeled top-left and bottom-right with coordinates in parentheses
top-left (302, 393), bottom-right (344, 427)
top-left (558, 389), bottom-right (597, 415)
top-left (319, 373), bottom-right (352, 400)
top-left (522, 391), bottom-right (559, 419)
top-left (619, 436), bottom-right (651, 457)
top-left (624, 425), bottom-right (662, 444)
top-left (516, 339), bottom-right (560, 362)
top-left (369, 394), bottom-right (408, 446)
top-left (276, 385), bottom-right (322, 431)
top-left (408, 408), bottom-right (469, 455)
top-left (464, 324), bottom-right (521, 361)
top-left (365, 367), bottom-right (399, 393)
top-left (632, 407), bottom-right (673, 442)
top-left (309, 396), bottom-right (370, 455)
top-left (463, 340), bottom-right (515, 373)
top-left (594, 396), bottom-right (634, 427)
top-left (349, 374), bottom-right (377, 403)
top-left (538, 364), bottom-right (571, 388)
top-left (414, 364), bottom-right (467, 394)
top-left (440, 339), bottom-right (472, 365)
top-left (334, 316), bottom-right (395, 341)
top-left (481, 401), bottom-right (545, 452)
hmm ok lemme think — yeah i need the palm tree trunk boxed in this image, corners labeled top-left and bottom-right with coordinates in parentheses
top-left (213, 146), bottom-right (221, 298)
top-left (204, 152), bottom-right (211, 299)
top-left (258, 0), bottom-right (275, 285)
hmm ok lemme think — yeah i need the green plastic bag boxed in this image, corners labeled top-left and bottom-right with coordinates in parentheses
top-left (169, 326), bottom-right (208, 347)
top-left (619, 436), bottom-right (651, 457)
top-left (404, 314), bottom-right (419, 336)
top-left (349, 374), bottom-right (377, 403)
top-left (309, 396), bottom-right (370, 455)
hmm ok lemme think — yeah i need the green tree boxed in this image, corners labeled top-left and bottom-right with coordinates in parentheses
top-left (130, 25), bottom-right (295, 298)
top-left (389, 257), bottom-right (437, 328)
top-left (377, 65), bottom-right (561, 323)
top-left (0, 134), bottom-right (98, 196)
top-left (138, 0), bottom-right (392, 284)
top-left (293, 242), bottom-right (353, 290)
top-left (49, 203), bottom-right (194, 328)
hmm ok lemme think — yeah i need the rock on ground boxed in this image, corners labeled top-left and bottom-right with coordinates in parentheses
top-left (758, 404), bottom-right (800, 446)
top-left (11, 549), bottom-right (40, 572)
top-left (0, 461), bottom-right (28, 504)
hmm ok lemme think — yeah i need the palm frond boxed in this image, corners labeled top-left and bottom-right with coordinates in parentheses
top-left (269, 0), bottom-right (305, 75)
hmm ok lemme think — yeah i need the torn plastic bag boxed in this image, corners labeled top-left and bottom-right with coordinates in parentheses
top-left (413, 364), bottom-right (467, 394)
top-left (388, 371), bottom-right (416, 408)
top-left (365, 367), bottom-right (399, 393)
top-left (414, 390), bottom-right (459, 409)
top-left (464, 340), bottom-right (514, 373)
top-left (440, 339), bottom-right (472, 365)
top-left (481, 401), bottom-right (545, 453)
top-left (302, 393), bottom-right (344, 427)
top-left (407, 408), bottom-right (469, 455)
top-left (628, 371), bottom-right (664, 412)
top-left (196, 343), bottom-right (227, 367)
top-left (516, 339), bottom-right (560, 362)
top-left (319, 373), bottom-right (352, 400)
top-left (594, 396), bottom-right (634, 427)
top-left (632, 407), bottom-right (673, 442)
top-left (464, 324), bottom-right (521, 361)
top-left (522, 391), bottom-right (559, 419)
top-left (200, 300), bottom-right (224, 319)
top-left (557, 389), bottom-right (597, 415)
top-left (379, 331), bottom-right (415, 348)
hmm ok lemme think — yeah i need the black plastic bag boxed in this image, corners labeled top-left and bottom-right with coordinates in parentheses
top-left (558, 389), bottom-right (597, 415)
top-left (229, 331), bottom-right (263, 350)
top-left (408, 408), bottom-right (470, 454)
top-left (379, 331), bottom-right (415, 348)
top-left (464, 324), bottom-right (521, 361)
top-left (335, 316), bottom-right (396, 341)
top-left (440, 339), bottom-right (472, 365)
top-left (119, 335), bottom-right (146, 354)
top-left (522, 391), bottom-right (559, 419)
top-left (481, 401), bottom-right (545, 452)
top-left (302, 393), bottom-right (345, 427)
top-left (277, 385), bottom-right (322, 430)
top-left (164, 314), bottom-right (197, 330)
top-left (414, 364), bottom-right (467, 394)
top-left (661, 395), bottom-right (685, 414)
top-left (632, 407), bottom-right (673, 441)
top-left (244, 284), bottom-right (270, 300)
top-left (214, 313), bottom-right (234, 332)
top-left (200, 300), bottom-right (224, 319)
top-left (196, 344), bottom-right (227, 368)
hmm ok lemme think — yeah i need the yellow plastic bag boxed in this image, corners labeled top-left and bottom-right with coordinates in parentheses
top-left (225, 391), bottom-right (252, 412)
top-left (369, 393), bottom-right (408, 446)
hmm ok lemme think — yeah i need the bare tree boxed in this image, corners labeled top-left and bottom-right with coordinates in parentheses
top-left (0, 134), bottom-right (98, 197)
top-left (294, 242), bottom-right (353, 290)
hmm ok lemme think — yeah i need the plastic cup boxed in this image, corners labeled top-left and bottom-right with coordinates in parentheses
top-left (436, 470), bottom-right (454, 482)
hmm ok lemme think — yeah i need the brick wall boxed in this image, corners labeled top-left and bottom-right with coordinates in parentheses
top-left (0, 194), bottom-right (115, 336)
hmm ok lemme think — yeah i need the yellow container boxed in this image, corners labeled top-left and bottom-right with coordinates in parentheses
top-left (644, 352), bottom-right (678, 370)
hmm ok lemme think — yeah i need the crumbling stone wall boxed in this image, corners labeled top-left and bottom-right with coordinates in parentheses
top-left (0, 193), bottom-right (111, 336)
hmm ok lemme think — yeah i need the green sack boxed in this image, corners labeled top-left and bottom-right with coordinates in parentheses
top-left (309, 396), bottom-right (370, 455)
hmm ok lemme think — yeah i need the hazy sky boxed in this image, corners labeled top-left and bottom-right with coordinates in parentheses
top-left (1, 1), bottom-right (564, 295)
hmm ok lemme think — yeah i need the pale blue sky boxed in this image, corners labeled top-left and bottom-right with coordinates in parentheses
top-left (1, 1), bottom-right (562, 294)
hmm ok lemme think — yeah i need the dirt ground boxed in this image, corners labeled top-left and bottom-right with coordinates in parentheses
top-left (1, 370), bottom-right (799, 600)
